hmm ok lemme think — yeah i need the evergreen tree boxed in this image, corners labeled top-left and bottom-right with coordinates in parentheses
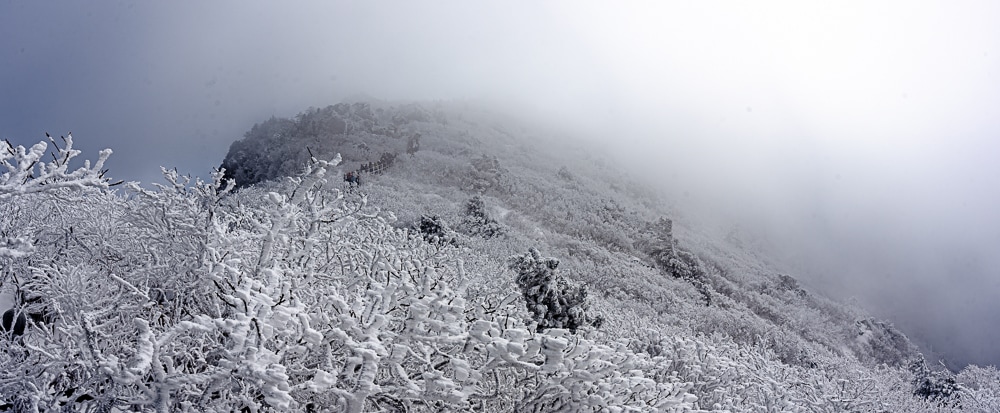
top-left (508, 248), bottom-right (602, 333)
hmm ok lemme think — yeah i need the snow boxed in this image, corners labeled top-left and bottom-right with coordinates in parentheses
top-left (0, 103), bottom-right (992, 411)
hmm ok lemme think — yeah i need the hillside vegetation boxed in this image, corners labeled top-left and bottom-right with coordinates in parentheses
top-left (1, 102), bottom-right (997, 411)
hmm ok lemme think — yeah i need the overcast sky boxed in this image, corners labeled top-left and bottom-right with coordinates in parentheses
top-left (2, 1), bottom-right (999, 368)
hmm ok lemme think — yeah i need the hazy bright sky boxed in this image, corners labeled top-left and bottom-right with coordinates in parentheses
top-left (2, 1), bottom-right (999, 368)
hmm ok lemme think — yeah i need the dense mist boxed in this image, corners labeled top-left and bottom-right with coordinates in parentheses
top-left (3, 1), bottom-right (1000, 368)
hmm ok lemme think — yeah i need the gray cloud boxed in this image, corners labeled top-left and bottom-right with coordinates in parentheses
top-left (2, 1), bottom-right (1000, 368)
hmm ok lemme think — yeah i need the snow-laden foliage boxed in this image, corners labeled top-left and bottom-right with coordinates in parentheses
top-left (1, 146), bottom-right (704, 411)
top-left (221, 102), bottom-right (421, 189)
top-left (466, 154), bottom-right (512, 194)
top-left (352, 101), bottom-right (1000, 412)
top-left (957, 365), bottom-right (1000, 411)
top-left (509, 248), bottom-right (602, 333)
top-left (7, 103), bottom-right (1000, 412)
top-left (411, 214), bottom-right (458, 246)
top-left (0, 135), bottom-right (111, 259)
top-left (0, 134), bottom-right (111, 201)
top-left (460, 196), bottom-right (506, 239)
top-left (910, 358), bottom-right (962, 406)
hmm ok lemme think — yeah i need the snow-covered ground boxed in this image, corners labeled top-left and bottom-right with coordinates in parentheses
top-left (0, 102), bottom-right (995, 411)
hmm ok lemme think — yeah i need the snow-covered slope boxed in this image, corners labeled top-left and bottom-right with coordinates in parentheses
top-left (220, 99), bottom-right (998, 410)
top-left (223, 100), bottom-right (922, 367)
top-left (0, 102), bottom-right (995, 411)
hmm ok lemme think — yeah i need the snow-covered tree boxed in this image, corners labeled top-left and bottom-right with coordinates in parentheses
top-left (509, 248), bottom-right (602, 333)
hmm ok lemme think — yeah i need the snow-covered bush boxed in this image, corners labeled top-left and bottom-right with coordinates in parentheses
top-left (460, 195), bottom-right (506, 239)
top-left (956, 364), bottom-right (1000, 411)
top-left (910, 358), bottom-right (961, 406)
top-left (0, 135), bottom-right (112, 259)
top-left (412, 214), bottom-right (458, 246)
top-left (509, 248), bottom-right (603, 333)
top-left (467, 154), bottom-right (512, 194)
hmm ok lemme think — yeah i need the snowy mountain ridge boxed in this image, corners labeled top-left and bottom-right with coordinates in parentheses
top-left (0, 101), bottom-right (996, 411)
top-left (222, 100), bottom-right (921, 365)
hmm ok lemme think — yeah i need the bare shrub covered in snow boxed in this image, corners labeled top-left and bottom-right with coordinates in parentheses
top-left (0, 134), bottom-right (112, 259)
top-left (5, 109), bottom-right (1000, 412)
top-left (1, 144), bottom-right (703, 411)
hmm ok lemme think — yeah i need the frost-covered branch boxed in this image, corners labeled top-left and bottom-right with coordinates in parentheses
top-left (0, 135), bottom-right (112, 259)
top-left (0, 134), bottom-right (112, 201)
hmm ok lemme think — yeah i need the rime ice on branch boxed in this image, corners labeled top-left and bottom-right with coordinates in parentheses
top-left (0, 134), bottom-right (113, 200)
top-left (0, 134), bottom-right (112, 258)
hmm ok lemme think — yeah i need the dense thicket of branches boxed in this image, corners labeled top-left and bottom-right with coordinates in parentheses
top-left (0, 140), bottom-right (704, 411)
top-left (5, 106), bottom-right (999, 412)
